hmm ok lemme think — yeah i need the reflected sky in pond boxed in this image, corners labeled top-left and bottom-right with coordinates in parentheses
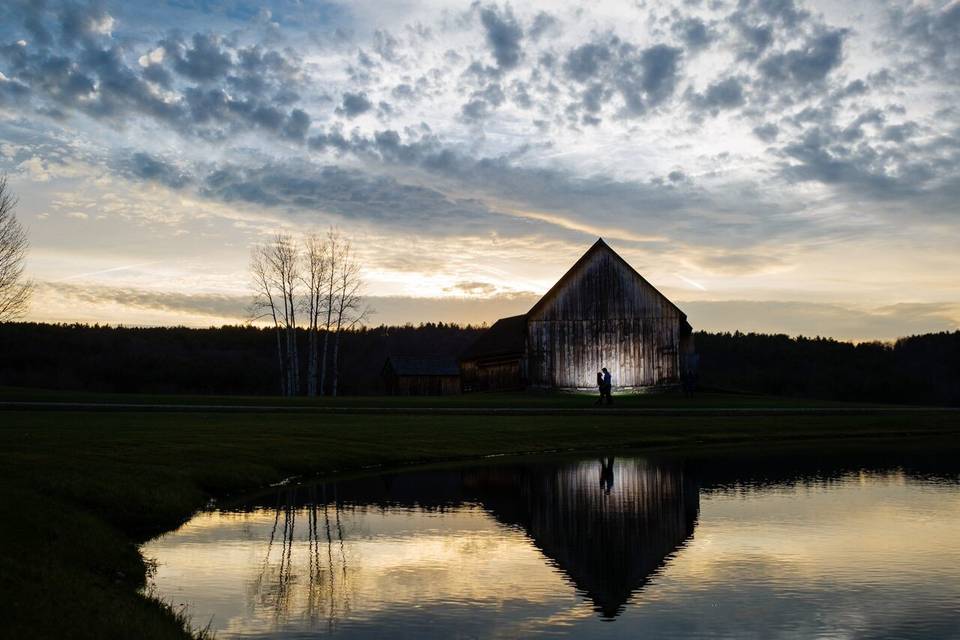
top-left (143, 449), bottom-right (960, 639)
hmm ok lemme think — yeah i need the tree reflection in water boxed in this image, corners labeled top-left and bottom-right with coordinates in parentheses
top-left (250, 484), bottom-right (353, 633)
top-left (242, 456), bottom-right (699, 623)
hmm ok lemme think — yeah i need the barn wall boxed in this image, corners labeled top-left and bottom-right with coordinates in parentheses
top-left (527, 249), bottom-right (683, 389)
top-left (460, 357), bottom-right (523, 392)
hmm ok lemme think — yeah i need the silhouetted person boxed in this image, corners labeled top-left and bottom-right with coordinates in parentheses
top-left (601, 367), bottom-right (613, 405)
top-left (599, 457), bottom-right (615, 494)
top-left (594, 371), bottom-right (604, 406)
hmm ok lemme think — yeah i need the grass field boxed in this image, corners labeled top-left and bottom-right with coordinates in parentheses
top-left (0, 385), bottom-right (894, 409)
top-left (1, 389), bottom-right (958, 639)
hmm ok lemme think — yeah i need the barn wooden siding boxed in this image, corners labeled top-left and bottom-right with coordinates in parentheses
top-left (386, 374), bottom-right (461, 396)
top-left (382, 356), bottom-right (462, 395)
top-left (526, 243), bottom-right (687, 390)
top-left (460, 357), bottom-right (524, 392)
top-left (458, 315), bottom-right (527, 392)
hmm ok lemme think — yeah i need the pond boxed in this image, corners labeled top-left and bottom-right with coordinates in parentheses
top-left (143, 443), bottom-right (960, 639)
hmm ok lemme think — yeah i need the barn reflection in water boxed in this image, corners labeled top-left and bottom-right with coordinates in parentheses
top-left (464, 458), bottom-right (699, 617)
top-left (237, 457), bottom-right (699, 620)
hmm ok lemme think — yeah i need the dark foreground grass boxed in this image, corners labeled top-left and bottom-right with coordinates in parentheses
top-left (2, 407), bottom-right (959, 639)
top-left (0, 385), bottom-right (891, 409)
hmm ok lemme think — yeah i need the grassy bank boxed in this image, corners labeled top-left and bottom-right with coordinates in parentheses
top-left (2, 399), bottom-right (958, 638)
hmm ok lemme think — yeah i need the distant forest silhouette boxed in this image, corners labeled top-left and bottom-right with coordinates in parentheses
top-left (0, 323), bottom-right (957, 406)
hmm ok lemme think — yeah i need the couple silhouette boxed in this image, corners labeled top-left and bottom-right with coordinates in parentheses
top-left (594, 367), bottom-right (613, 406)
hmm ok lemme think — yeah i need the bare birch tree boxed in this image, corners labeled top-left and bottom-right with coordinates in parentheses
top-left (318, 227), bottom-right (344, 396)
top-left (0, 176), bottom-right (32, 322)
top-left (329, 238), bottom-right (369, 397)
top-left (302, 232), bottom-right (329, 397)
top-left (250, 247), bottom-right (287, 395)
top-left (250, 234), bottom-right (301, 396)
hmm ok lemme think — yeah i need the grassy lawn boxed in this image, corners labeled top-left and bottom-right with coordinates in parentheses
top-left (0, 386), bottom-right (895, 409)
top-left (1, 399), bottom-right (958, 638)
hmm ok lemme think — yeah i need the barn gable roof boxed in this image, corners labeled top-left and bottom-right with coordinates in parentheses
top-left (459, 239), bottom-right (692, 364)
top-left (526, 237), bottom-right (688, 322)
top-left (459, 314), bottom-right (527, 362)
top-left (383, 356), bottom-right (460, 377)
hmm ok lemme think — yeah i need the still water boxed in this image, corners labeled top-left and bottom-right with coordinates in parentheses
top-left (144, 446), bottom-right (960, 639)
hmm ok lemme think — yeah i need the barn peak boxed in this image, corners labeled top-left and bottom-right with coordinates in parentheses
top-left (527, 237), bottom-right (685, 321)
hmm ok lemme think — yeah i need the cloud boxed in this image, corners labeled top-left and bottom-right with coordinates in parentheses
top-left (195, 159), bottom-right (543, 237)
top-left (730, 18), bottom-right (774, 61)
top-left (460, 81), bottom-right (506, 121)
top-left (122, 152), bottom-right (191, 189)
top-left (753, 122), bottom-right (779, 141)
top-left (0, 5), bottom-right (307, 141)
top-left (163, 33), bottom-right (233, 82)
top-left (671, 16), bottom-right (715, 51)
top-left (889, 1), bottom-right (960, 76)
top-left (34, 281), bottom-right (541, 328)
top-left (758, 28), bottom-right (847, 87)
top-left (683, 300), bottom-right (960, 342)
top-left (776, 117), bottom-right (948, 200)
top-left (236, 124), bottom-right (828, 251)
top-left (528, 11), bottom-right (559, 40)
top-left (564, 43), bottom-right (611, 82)
top-left (338, 91), bottom-right (373, 117)
top-left (365, 293), bottom-right (538, 326)
top-left (687, 76), bottom-right (746, 115)
top-left (37, 281), bottom-right (248, 321)
top-left (625, 44), bottom-right (683, 112)
top-left (751, 0), bottom-right (807, 27)
top-left (444, 281), bottom-right (498, 295)
top-left (562, 38), bottom-right (682, 118)
top-left (479, 4), bottom-right (523, 71)
top-left (57, 2), bottom-right (115, 47)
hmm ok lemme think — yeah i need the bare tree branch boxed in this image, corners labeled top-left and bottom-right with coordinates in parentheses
top-left (330, 235), bottom-right (371, 397)
top-left (0, 175), bottom-right (32, 322)
top-left (249, 234), bottom-right (302, 396)
top-left (302, 232), bottom-right (329, 397)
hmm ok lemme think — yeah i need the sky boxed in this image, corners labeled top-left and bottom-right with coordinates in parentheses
top-left (0, 0), bottom-right (958, 341)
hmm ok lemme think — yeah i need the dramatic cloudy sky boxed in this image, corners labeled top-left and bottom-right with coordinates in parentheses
top-left (1, 0), bottom-right (958, 340)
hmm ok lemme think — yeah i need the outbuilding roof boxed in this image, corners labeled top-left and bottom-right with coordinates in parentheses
top-left (459, 314), bottom-right (527, 362)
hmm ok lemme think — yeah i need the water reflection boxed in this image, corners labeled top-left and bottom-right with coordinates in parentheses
top-left (251, 486), bottom-right (354, 632)
top-left (462, 458), bottom-right (698, 618)
top-left (144, 445), bottom-right (960, 639)
top-left (222, 457), bottom-right (698, 626)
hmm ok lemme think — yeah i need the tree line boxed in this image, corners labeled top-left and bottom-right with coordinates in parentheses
top-left (0, 322), bottom-right (481, 397)
top-left (694, 330), bottom-right (960, 406)
top-left (0, 322), bottom-right (957, 405)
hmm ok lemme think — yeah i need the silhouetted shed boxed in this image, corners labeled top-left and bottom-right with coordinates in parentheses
top-left (381, 356), bottom-right (461, 395)
top-left (460, 239), bottom-right (694, 392)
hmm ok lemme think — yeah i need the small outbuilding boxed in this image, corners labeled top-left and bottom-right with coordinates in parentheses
top-left (381, 356), bottom-right (461, 395)
top-left (460, 238), bottom-right (695, 393)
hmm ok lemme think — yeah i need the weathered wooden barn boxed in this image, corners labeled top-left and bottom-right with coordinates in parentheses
top-left (460, 239), bottom-right (694, 392)
top-left (381, 356), bottom-right (461, 395)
